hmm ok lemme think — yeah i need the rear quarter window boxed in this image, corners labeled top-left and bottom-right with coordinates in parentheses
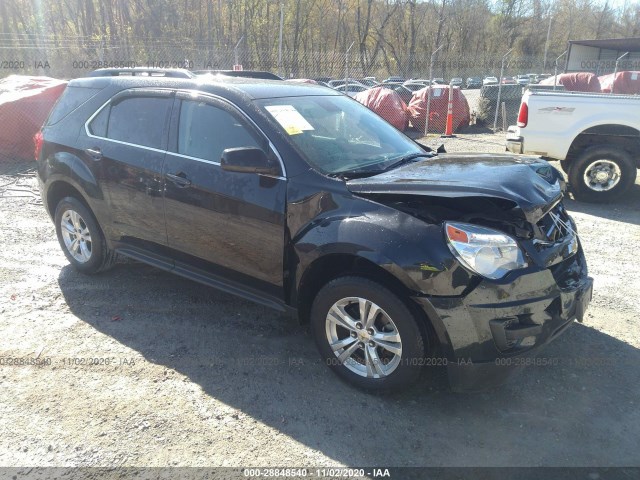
top-left (90, 96), bottom-right (172, 150)
top-left (46, 86), bottom-right (103, 126)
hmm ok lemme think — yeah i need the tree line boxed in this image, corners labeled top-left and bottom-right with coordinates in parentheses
top-left (1, 0), bottom-right (638, 78)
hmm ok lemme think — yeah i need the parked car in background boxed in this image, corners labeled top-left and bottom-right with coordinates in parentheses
top-left (37, 68), bottom-right (592, 393)
top-left (483, 76), bottom-right (498, 85)
top-left (328, 78), bottom-right (365, 89)
top-left (407, 85), bottom-right (470, 133)
top-left (408, 79), bottom-right (432, 86)
top-left (361, 77), bottom-right (379, 87)
top-left (450, 77), bottom-right (463, 87)
top-left (402, 82), bottom-right (428, 93)
top-left (335, 84), bottom-right (369, 97)
top-left (383, 76), bottom-right (405, 83)
top-left (432, 77), bottom-right (445, 84)
top-left (465, 77), bottom-right (482, 89)
top-left (516, 75), bottom-right (530, 86)
top-left (381, 82), bottom-right (414, 104)
top-left (526, 73), bottom-right (539, 84)
top-left (536, 73), bottom-right (551, 83)
top-left (501, 77), bottom-right (517, 85)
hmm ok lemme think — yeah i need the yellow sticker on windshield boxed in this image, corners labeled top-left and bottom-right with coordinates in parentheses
top-left (285, 125), bottom-right (303, 135)
top-left (265, 105), bottom-right (314, 135)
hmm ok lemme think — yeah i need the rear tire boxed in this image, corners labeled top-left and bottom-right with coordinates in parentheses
top-left (568, 146), bottom-right (636, 202)
top-left (54, 196), bottom-right (117, 274)
top-left (310, 276), bottom-right (426, 392)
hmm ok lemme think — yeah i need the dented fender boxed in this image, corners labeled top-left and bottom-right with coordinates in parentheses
top-left (288, 185), bottom-right (477, 300)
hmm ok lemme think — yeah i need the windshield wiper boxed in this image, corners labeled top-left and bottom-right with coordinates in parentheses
top-left (379, 152), bottom-right (434, 172)
top-left (330, 152), bottom-right (435, 179)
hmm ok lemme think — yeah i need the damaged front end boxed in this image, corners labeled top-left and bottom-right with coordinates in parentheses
top-left (346, 154), bottom-right (593, 391)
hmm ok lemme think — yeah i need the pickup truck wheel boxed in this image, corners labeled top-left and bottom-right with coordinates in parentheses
top-left (569, 146), bottom-right (636, 202)
top-left (559, 160), bottom-right (571, 174)
top-left (54, 197), bottom-right (117, 274)
top-left (311, 276), bottom-right (426, 392)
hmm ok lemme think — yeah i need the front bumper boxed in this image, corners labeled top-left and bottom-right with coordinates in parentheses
top-left (414, 248), bottom-right (593, 392)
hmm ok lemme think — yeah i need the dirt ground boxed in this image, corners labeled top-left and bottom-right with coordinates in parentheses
top-left (1, 133), bottom-right (639, 472)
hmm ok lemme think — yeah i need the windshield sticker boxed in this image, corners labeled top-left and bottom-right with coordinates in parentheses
top-left (265, 105), bottom-right (314, 135)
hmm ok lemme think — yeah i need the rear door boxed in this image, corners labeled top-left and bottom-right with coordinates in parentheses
top-left (83, 89), bottom-right (173, 254)
top-left (162, 93), bottom-right (287, 299)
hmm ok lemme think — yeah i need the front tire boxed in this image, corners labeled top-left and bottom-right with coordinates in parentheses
top-left (54, 197), bottom-right (116, 274)
top-left (568, 146), bottom-right (636, 202)
top-left (310, 276), bottom-right (426, 391)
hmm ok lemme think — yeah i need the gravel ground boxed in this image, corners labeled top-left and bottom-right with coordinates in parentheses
top-left (1, 135), bottom-right (639, 471)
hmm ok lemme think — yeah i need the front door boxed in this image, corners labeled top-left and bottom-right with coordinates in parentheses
top-left (163, 95), bottom-right (287, 299)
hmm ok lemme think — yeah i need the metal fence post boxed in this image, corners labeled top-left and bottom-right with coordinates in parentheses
top-left (278, 2), bottom-right (284, 77)
top-left (345, 41), bottom-right (355, 94)
top-left (424, 44), bottom-right (443, 137)
top-left (234, 35), bottom-right (244, 67)
top-left (493, 48), bottom-right (513, 131)
top-left (542, 6), bottom-right (554, 72)
top-left (553, 50), bottom-right (567, 91)
top-left (612, 52), bottom-right (629, 94)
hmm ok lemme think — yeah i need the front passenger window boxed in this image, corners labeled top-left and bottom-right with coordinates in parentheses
top-left (178, 100), bottom-right (262, 162)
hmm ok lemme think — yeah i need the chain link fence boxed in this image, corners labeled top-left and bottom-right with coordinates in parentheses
top-left (2, 35), bottom-right (638, 162)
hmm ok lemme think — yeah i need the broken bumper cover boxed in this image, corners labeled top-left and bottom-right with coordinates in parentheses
top-left (414, 249), bottom-right (593, 392)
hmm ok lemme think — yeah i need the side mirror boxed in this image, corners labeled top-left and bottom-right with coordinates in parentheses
top-left (221, 147), bottom-right (279, 175)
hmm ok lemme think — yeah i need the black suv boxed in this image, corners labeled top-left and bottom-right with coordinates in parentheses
top-left (37, 69), bottom-right (593, 392)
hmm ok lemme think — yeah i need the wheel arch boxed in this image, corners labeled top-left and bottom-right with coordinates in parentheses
top-left (295, 253), bottom-right (444, 355)
top-left (566, 124), bottom-right (640, 166)
top-left (41, 150), bottom-right (104, 211)
top-left (46, 180), bottom-right (91, 219)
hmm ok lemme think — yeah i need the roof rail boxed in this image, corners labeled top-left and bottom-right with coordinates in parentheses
top-left (86, 68), bottom-right (195, 79)
top-left (192, 70), bottom-right (283, 80)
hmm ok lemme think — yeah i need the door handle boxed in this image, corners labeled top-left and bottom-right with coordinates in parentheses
top-left (85, 147), bottom-right (102, 160)
top-left (166, 172), bottom-right (192, 187)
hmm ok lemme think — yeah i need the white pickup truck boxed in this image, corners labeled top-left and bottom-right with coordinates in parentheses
top-left (506, 90), bottom-right (640, 201)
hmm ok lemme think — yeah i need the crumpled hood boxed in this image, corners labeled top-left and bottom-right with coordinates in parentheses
top-left (346, 153), bottom-right (564, 223)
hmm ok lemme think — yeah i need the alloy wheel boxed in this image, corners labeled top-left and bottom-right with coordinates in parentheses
top-left (325, 297), bottom-right (402, 378)
top-left (60, 209), bottom-right (92, 263)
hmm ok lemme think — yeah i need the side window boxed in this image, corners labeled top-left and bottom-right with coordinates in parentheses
top-left (105, 96), bottom-right (172, 149)
top-left (177, 100), bottom-right (262, 162)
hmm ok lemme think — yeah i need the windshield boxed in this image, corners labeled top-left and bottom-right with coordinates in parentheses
top-left (257, 95), bottom-right (422, 175)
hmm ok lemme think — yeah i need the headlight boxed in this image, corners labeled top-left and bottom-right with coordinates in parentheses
top-left (444, 222), bottom-right (527, 279)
